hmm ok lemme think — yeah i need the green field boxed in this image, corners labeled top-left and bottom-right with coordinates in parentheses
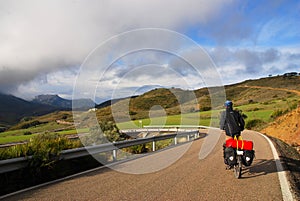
top-left (117, 111), bottom-right (212, 129)
top-left (0, 127), bottom-right (88, 144)
top-left (118, 97), bottom-right (297, 130)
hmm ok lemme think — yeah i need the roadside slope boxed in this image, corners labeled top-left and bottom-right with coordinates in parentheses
top-left (239, 84), bottom-right (300, 149)
top-left (261, 107), bottom-right (300, 149)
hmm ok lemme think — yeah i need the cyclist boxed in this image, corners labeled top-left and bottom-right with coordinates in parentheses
top-left (220, 100), bottom-right (245, 168)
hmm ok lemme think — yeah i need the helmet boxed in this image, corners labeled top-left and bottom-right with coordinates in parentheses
top-left (224, 100), bottom-right (233, 107)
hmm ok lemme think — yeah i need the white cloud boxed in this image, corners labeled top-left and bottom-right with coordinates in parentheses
top-left (210, 46), bottom-right (300, 85)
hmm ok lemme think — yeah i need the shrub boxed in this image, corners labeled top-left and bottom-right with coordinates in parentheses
top-left (155, 139), bottom-right (173, 150)
top-left (27, 134), bottom-right (72, 169)
top-left (289, 102), bottom-right (298, 111)
top-left (200, 106), bottom-right (211, 111)
top-left (22, 117), bottom-right (33, 122)
top-left (127, 144), bottom-right (149, 154)
top-left (253, 107), bottom-right (260, 111)
top-left (129, 111), bottom-right (137, 115)
top-left (20, 120), bottom-right (42, 129)
top-left (245, 119), bottom-right (265, 130)
top-left (0, 134), bottom-right (80, 164)
top-left (61, 114), bottom-right (68, 120)
top-left (0, 127), bottom-right (6, 133)
top-left (0, 144), bottom-right (29, 160)
top-left (81, 121), bottom-right (125, 145)
top-left (270, 109), bottom-right (287, 119)
top-left (23, 131), bottom-right (32, 135)
top-left (248, 99), bottom-right (255, 104)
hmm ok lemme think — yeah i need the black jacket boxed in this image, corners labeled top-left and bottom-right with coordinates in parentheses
top-left (220, 109), bottom-right (245, 137)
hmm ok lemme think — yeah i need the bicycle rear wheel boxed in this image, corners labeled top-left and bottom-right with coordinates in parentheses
top-left (234, 156), bottom-right (242, 179)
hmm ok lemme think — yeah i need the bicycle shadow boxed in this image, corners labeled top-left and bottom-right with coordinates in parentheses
top-left (240, 159), bottom-right (282, 179)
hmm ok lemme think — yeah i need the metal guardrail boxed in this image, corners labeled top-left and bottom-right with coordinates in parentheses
top-left (0, 130), bottom-right (200, 174)
top-left (122, 126), bottom-right (211, 133)
top-left (0, 156), bottom-right (31, 174)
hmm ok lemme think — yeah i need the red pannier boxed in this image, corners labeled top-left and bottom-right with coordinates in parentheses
top-left (225, 138), bottom-right (253, 150)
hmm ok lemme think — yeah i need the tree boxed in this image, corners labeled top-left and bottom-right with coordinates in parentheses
top-left (81, 121), bottom-right (126, 145)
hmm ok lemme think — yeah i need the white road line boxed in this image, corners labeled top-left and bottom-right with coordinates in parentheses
top-left (257, 132), bottom-right (295, 201)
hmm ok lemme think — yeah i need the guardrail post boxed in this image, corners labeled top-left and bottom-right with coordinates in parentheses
top-left (152, 140), bottom-right (155, 152)
top-left (187, 135), bottom-right (190, 141)
top-left (113, 149), bottom-right (117, 161)
top-left (174, 137), bottom-right (177, 145)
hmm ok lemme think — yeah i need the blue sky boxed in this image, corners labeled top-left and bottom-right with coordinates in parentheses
top-left (0, 0), bottom-right (299, 103)
top-left (187, 0), bottom-right (300, 47)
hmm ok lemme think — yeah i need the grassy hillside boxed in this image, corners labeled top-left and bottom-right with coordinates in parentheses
top-left (225, 77), bottom-right (300, 106)
top-left (0, 111), bottom-right (76, 144)
top-left (241, 75), bottom-right (300, 90)
top-left (1, 75), bottom-right (299, 145)
top-left (96, 75), bottom-right (300, 123)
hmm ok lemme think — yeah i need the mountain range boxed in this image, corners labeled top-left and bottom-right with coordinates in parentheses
top-left (32, 94), bottom-right (95, 109)
top-left (0, 94), bottom-right (95, 127)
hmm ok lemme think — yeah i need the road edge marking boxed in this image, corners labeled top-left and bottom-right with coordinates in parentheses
top-left (257, 132), bottom-right (295, 201)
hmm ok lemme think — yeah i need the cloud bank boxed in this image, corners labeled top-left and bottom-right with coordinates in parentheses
top-left (0, 0), bottom-right (227, 95)
top-left (0, 0), bottom-right (299, 101)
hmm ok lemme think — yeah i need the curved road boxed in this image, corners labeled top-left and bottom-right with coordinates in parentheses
top-left (4, 130), bottom-right (287, 200)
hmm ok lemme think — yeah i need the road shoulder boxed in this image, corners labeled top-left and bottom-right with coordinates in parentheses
top-left (268, 135), bottom-right (300, 200)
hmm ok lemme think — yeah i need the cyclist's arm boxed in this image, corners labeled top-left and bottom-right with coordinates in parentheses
top-left (220, 111), bottom-right (226, 130)
top-left (238, 113), bottom-right (245, 131)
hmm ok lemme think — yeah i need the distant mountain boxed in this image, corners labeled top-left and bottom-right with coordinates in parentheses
top-left (32, 94), bottom-right (71, 108)
top-left (0, 93), bottom-right (58, 127)
top-left (96, 96), bottom-right (138, 109)
top-left (32, 94), bottom-right (95, 109)
top-left (0, 93), bottom-right (95, 128)
top-left (73, 98), bottom-right (96, 109)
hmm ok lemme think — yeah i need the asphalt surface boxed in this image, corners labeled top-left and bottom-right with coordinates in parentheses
top-left (3, 130), bottom-right (284, 201)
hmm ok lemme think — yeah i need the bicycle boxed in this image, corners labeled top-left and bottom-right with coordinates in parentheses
top-left (225, 136), bottom-right (255, 179)
top-left (233, 149), bottom-right (244, 179)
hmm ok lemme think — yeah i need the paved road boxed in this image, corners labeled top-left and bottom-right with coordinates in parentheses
top-left (4, 130), bottom-right (284, 201)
